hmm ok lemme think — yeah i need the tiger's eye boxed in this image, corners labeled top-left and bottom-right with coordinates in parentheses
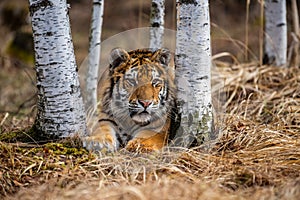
top-left (152, 78), bottom-right (162, 87)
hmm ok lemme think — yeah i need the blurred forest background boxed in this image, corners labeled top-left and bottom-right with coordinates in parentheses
top-left (0, 0), bottom-right (298, 121)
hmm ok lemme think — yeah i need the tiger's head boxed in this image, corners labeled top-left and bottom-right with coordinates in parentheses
top-left (108, 48), bottom-right (176, 127)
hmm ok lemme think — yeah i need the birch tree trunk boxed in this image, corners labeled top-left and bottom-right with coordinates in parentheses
top-left (149, 0), bottom-right (165, 49)
top-left (263, 0), bottom-right (287, 66)
top-left (85, 0), bottom-right (104, 113)
top-left (175, 0), bottom-right (213, 147)
top-left (29, 0), bottom-right (87, 137)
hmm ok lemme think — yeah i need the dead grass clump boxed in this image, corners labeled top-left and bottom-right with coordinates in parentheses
top-left (216, 62), bottom-right (300, 126)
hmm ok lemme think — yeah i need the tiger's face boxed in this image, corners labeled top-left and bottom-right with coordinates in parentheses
top-left (125, 64), bottom-right (168, 126)
top-left (109, 48), bottom-right (175, 128)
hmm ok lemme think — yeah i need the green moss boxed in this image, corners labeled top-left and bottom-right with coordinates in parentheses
top-left (0, 124), bottom-right (57, 144)
top-left (43, 142), bottom-right (88, 157)
top-left (0, 124), bottom-right (92, 161)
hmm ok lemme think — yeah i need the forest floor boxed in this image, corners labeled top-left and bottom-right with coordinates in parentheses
top-left (1, 0), bottom-right (300, 199)
top-left (1, 62), bottom-right (299, 200)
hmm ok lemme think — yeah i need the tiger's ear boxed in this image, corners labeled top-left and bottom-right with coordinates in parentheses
top-left (152, 48), bottom-right (171, 66)
top-left (109, 48), bottom-right (130, 69)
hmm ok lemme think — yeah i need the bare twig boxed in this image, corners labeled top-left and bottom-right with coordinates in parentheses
top-left (245, 0), bottom-right (250, 61)
top-left (259, 0), bottom-right (264, 66)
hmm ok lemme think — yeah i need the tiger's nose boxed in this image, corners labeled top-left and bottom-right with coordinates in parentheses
top-left (138, 100), bottom-right (152, 109)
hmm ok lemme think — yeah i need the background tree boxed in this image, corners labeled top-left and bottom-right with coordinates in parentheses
top-left (175, 0), bottom-right (213, 147)
top-left (149, 0), bottom-right (165, 49)
top-left (29, 0), bottom-right (87, 137)
top-left (85, 0), bottom-right (104, 115)
top-left (290, 0), bottom-right (299, 67)
top-left (263, 0), bottom-right (287, 66)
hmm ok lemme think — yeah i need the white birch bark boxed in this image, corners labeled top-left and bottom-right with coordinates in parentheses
top-left (29, 0), bottom-right (87, 137)
top-left (85, 0), bottom-right (104, 114)
top-left (264, 0), bottom-right (287, 66)
top-left (149, 0), bottom-right (165, 49)
top-left (175, 0), bottom-right (213, 147)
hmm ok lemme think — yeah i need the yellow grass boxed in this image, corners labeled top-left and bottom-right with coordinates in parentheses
top-left (1, 63), bottom-right (300, 200)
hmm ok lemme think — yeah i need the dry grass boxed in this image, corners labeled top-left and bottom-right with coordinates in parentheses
top-left (1, 63), bottom-right (300, 199)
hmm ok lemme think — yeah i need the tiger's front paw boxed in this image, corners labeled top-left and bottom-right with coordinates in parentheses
top-left (82, 135), bottom-right (117, 153)
top-left (125, 139), bottom-right (157, 152)
top-left (125, 132), bottom-right (166, 152)
top-left (82, 125), bottom-right (119, 153)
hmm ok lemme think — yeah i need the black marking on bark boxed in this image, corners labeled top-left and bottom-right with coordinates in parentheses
top-left (196, 75), bottom-right (208, 80)
top-left (29, 0), bottom-right (53, 16)
top-left (179, 16), bottom-right (192, 20)
top-left (37, 62), bottom-right (61, 67)
top-left (276, 23), bottom-right (285, 27)
top-left (152, 22), bottom-right (160, 28)
top-left (178, 0), bottom-right (197, 6)
top-left (70, 85), bottom-right (75, 94)
top-left (93, 1), bottom-right (102, 6)
top-left (263, 53), bottom-right (275, 65)
top-left (208, 103), bottom-right (212, 109)
top-left (151, 2), bottom-right (158, 9)
top-left (45, 32), bottom-right (53, 36)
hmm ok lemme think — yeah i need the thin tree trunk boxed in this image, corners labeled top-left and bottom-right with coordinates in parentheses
top-left (29, 0), bottom-right (87, 137)
top-left (263, 0), bottom-right (287, 66)
top-left (175, 0), bottom-right (213, 147)
top-left (291, 0), bottom-right (299, 67)
top-left (85, 0), bottom-right (104, 114)
top-left (149, 0), bottom-right (165, 49)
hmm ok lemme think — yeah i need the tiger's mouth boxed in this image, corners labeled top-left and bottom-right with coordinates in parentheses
top-left (130, 111), bottom-right (152, 126)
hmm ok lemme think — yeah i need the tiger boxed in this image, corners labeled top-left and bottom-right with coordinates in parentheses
top-left (83, 48), bottom-right (178, 152)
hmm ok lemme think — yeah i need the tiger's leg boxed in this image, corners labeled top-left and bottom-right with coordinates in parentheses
top-left (125, 130), bottom-right (168, 152)
top-left (83, 120), bottom-right (119, 152)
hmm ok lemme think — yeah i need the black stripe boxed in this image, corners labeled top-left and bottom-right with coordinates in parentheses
top-left (98, 118), bottom-right (125, 147)
top-left (98, 119), bottom-right (118, 127)
top-left (116, 133), bottom-right (124, 148)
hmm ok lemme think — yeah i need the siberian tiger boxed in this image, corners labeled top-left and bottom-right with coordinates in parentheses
top-left (84, 48), bottom-right (178, 152)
